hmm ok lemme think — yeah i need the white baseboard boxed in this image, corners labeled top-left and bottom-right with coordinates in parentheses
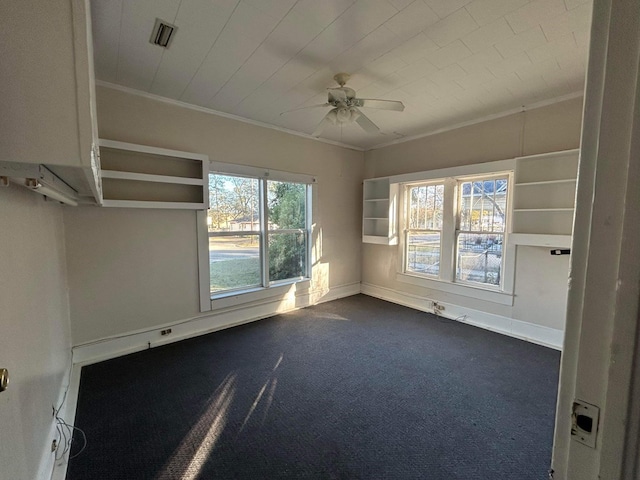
top-left (72, 282), bottom-right (360, 366)
top-left (360, 283), bottom-right (563, 350)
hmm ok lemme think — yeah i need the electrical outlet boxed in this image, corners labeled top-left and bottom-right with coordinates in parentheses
top-left (161, 328), bottom-right (172, 336)
top-left (51, 439), bottom-right (58, 452)
top-left (571, 400), bottom-right (600, 448)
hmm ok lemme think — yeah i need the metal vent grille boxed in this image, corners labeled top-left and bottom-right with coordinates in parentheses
top-left (150, 18), bottom-right (176, 48)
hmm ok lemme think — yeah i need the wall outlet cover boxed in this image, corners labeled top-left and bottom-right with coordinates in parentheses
top-left (571, 399), bottom-right (600, 448)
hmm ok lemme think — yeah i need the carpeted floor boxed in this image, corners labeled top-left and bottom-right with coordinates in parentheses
top-left (67, 295), bottom-right (560, 479)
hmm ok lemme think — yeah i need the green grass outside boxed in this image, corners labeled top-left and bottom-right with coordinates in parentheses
top-left (210, 257), bottom-right (261, 292)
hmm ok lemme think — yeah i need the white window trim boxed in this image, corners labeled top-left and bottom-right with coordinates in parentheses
top-left (209, 160), bottom-right (317, 184)
top-left (197, 162), bottom-right (316, 311)
top-left (403, 180), bottom-right (444, 278)
top-left (393, 159), bottom-right (516, 306)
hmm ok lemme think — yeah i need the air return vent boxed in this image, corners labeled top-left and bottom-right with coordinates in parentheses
top-left (150, 18), bottom-right (177, 48)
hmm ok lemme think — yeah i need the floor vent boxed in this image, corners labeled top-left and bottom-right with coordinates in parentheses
top-left (150, 18), bottom-right (176, 48)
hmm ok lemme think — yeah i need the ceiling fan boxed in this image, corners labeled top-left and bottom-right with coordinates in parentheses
top-left (281, 73), bottom-right (405, 137)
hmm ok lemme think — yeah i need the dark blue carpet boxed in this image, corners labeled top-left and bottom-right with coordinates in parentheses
top-left (67, 294), bottom-right (560, 479)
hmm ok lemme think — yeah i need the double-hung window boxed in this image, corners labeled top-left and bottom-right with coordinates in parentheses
top-left (456, 175), bottom-right (508, 286)
top-left (400, 167), bottom-right (514, 303)
top-left (405, 183), bottom-right (444, 277)
top-left (205, 167), bottom-right (312, 298)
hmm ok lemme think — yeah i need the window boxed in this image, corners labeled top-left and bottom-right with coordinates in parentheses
top-left (400, 170), bottom-right (513, 301)
top-left (456, 176), bottom-right (508, 287)
top-left (268, 181), bottom-right (308, 282)
top-left (208, 174), bottom-right (261, 293)
top-left (405, 183), bottom-right (444, 277)
top-left (206, 171), bottom-right (311, 297)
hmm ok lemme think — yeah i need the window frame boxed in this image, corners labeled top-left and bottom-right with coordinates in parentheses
top-left (197, 162), bottom-right (315, 310)
top-left (403, 181), bottom-right (445, 278)
top-left (454, 173), bottom-right (510, 288)
top-left (395, 160), bottom-right (516, 306)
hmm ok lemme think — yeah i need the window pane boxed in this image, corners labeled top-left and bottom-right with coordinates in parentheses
top-left (459, 178), bottom-right (508, 233)
top-left (456, 233), bottom-right (503, 286)
top-left (408, 184), bottom-right (444, 230)
top-left (268, 181), bottom-right (306, 230)
top-left (209, 235), bottom-right (261, 293)
top-left (208, 174), bottom-right (260, 232)
top-left (406, 232), bottom-right (441, 276)
top-left (269, 232), bottom-right (306, 281)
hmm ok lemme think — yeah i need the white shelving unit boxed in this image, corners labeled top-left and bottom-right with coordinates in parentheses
top-left (99, 139), bottom-right (209, 209)
top-left (363, 177), bottom-right (398, 245)
top-left (1, 0), bottom-right (102, 204)
top-left (510, 149), bottom-right (579, 247)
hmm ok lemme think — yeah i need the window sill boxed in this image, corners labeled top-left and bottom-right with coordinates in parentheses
top-left (210, 278), bottom-right (310, 309)
top-left (396, 273), bottom-right (514, 306)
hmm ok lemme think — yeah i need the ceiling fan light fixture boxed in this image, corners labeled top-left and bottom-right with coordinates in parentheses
top-left (330, 106), bottom-right (360, 124)
top-left (282, 73), bottom-right (404, 136)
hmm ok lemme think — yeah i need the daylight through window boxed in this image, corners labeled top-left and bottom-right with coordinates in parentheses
top-left (456, 176), bottom-right (508, 286)
top-left (402, 173), bottom-right (510, 291)
top-left (207, 173), bottom-right (310, 296)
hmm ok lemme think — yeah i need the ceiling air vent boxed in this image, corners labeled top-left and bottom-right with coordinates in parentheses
top-left (150, 18), bottom-right (177, 48)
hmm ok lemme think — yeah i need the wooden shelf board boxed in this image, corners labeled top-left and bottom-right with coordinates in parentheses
top-left (515, 178), bottom-right (577, 186)
top-left (509, 233), bottom-right (572, 248)
top-left (363, 234), bottom-right (397, 245)
top-left (100, 139), bottom-right (208, 162)
top-left (101, 170), bottom-right (204, 185)
top-left (102, 199), bottom-right (206, 209)
top-left (513, 208), bottom-right (575, 212)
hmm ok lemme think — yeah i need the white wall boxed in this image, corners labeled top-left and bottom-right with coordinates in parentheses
top-left (64, 85), bottom-right (364, 347)
top-left (0, 185), bottom-right (72, 480)
top-left (362, 97), bottom-right (584, 341)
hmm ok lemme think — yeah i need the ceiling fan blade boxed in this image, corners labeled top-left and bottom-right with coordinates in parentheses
top-left (327, 88), bottom-right (347, 102)
top-left (280, 104), bottom-right (329, 116)
top-left (354, 109), bottom-right (380, 134)
top-left (356, 98), bottom-right (405, 111)
top-left (312, 114), bottom-right (333, 137)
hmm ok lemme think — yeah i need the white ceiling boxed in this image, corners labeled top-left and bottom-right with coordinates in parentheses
top-left (90, 0), bottom-right (592, 150)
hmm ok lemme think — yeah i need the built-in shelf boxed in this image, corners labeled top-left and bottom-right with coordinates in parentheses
top-left (513, 208), bottom-right (575, 212)
top-left (100, 170), bottom-right (205, 186)
top-left (511, 149), bottom-right (579, 246)
top-left (99, 139), bottom-right (209, 209)
top-left (515, 178), bottom-right (577, 187)
top-left (509, 233), bottom-right (572, 248)
top-left (363, 178), bottom-right (398, 245)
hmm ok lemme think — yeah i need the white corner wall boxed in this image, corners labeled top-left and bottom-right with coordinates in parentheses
top-left (64, 85), bottom-right (364, 351)
top-left (0, 186), bottom-right (72, 480)
top-left (362, 97), bottom-right (584, 347)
